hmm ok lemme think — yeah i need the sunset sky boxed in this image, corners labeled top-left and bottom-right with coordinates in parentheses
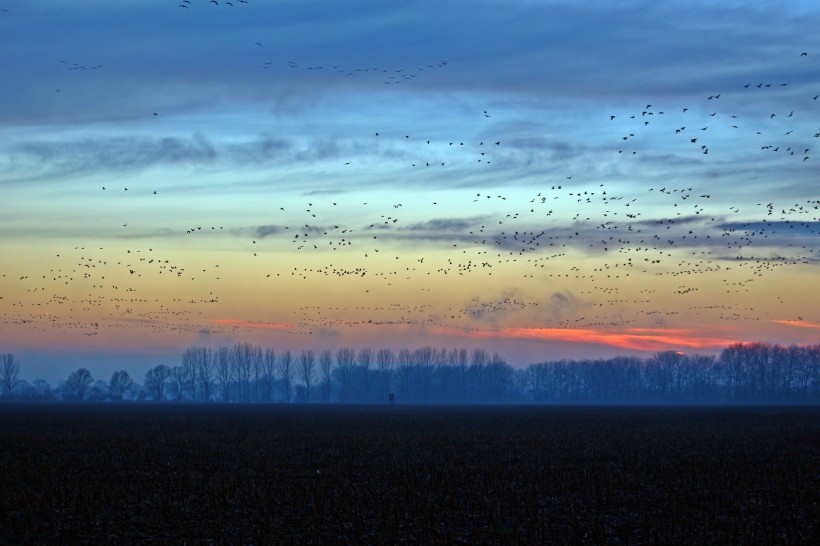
top-left (1, 0), bottom-right (819, 382)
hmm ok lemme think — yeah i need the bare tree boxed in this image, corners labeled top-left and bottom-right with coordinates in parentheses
top-left (336, 347), bottom-right (356, 402)
top-left (32, 378), bottom-right (53, 400)
top-left (650, 351), bottom-right (682, 399)
top-left (197, 347), bottom-right (214, 401)
top-left (396, 348), bottom-right (414, 401)
top-left (413, 347), bottom-right (435, 401)
top-left (181, 347), bottom-right (198, 401)
top-left (376, 348), bottom-right (394, 401)
top-left (252, 345), bottom-right (263, 402)
top-left (231, 343), bottom-right (254, 402)
top-left (64, 368), bottom-right (93, 401)
top-left (485, 353), bottom-right (512, 401)
top-left (358, 347), bottom-right (373, 402)
top-left (471, 348), bottom-right (488, 402)
top-left (215, 346), bottom-right (231, 402)
top-left (299, 350), bottom-right (315, 402)
top-left (144, 364), bottom-right (172, 401)
top-left (527, 362), bottom-right (551, 402)
top-left (455, 348), bottom-right (468, 401)
top-left (87, 380), bottom-right (109, 401)
top-left (319, 350), bottom-right (333, 403)
top-left (1, 353), bottom-right (20, 398)
top-left (263, 348), bottom-right (276, 402)
top-left (109, 370), bottom-right (132, 401)
top-left (434, 348), bottom-right (452, 400)
top-left (510, 368), bottom-right (529, 401)
top-left (278, 350), bottom-right (293, 403)
top-left (169, 366), bottom-right (187, 401)
top-left (791, 345), bottom-right (812, 400)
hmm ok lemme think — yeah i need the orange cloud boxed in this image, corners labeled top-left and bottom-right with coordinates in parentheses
top-left (211, 319), bottom-right (292, 330)
top-left (431, 326), bottom-right (739, 352)
top-left (771, 320), bottom-right (820, 330)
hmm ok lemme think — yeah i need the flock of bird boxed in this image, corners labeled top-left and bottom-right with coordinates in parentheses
top-left (1, 5), bottom-right (818, 351)
top-left (271, 60), bottom-right (451, 87)
top-left (611, 83), bottom-right (817, 163)
top-left (178, 0), bottom-right (251, 8)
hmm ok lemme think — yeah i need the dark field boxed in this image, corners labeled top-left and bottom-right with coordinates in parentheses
top-left (1, 405), bottom-right (817, 545)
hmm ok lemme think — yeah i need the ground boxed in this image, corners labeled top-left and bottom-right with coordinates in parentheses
top-left (1, 404), bottom-right (817, 544)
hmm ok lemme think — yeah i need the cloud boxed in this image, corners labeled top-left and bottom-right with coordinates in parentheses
top-left (210, 319), bottom-right (292, 330)
top-left (312, 327), bottom-right (341, 340)
top-left (253, 225), bottom-right (285, 238)
top-left (2, 130), bottom-right (432, 185)
top-left (401, 218), bottom-right (479, 232)
top-left (544, 291), bottom-right (586, 321)
top-left (302, 189), bottom-right (348, 196)
top-left (3, 134), bottom-right (296, 181)
top-left (233, 209), bottom-right (815, 260)
top-left (362, 216), bottom-right (493, 246)
top-left (433, 325), bottom-right (740, 352)
top-left (6, 0), bottom-right (817, 128)
top-left (715, 220), bottom-right (820, 235)
top-left (463, 289), bottom-right (529, 323)
top-left (461, 289), bottom-right (589, 328)
top-left (771, 319), bottom-right (820, 330)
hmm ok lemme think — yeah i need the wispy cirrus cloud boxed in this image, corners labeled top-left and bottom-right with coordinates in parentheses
top-left (771, 319), bottom-right (820, 330)
top-left (715, 220), bottom-right (820, 236)
top-left (401, 218), bottom-right (478, 232)
top-left (2, 134), bottom-right (296, 182)
top-left (210, 319), bottom-right (292, 330)
top-left (432, 325), bottom-right (739, 352)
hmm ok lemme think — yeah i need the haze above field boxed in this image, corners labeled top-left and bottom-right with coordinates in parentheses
top-left (1, 0), bottom-right (819, 381)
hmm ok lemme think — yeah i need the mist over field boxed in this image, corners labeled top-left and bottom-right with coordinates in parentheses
top-left (2, 342), bottom-right (818, 404)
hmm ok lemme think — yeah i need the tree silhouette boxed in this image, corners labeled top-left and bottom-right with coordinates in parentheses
top-left (1, 353), bottom-right (20, 398)
top-left (197, 347), bottom-right (215, 401)
top-left (181, 347), bottom-right (198, 401)
top-left (31, 378), bottom-right (52, 400)
top-left (263, 348), bottom-right (276, 402)
top-left (278, 350), bottom-right (293, 403)
top-left (298, 350), bottom-right (315, 402)
top-left (336, 348), bottom-right (356, 402)
top-left (396, 349), bottom-right (413, 401)
top-left (108, 370), bottom-right (132, 401)
top-left (231, 343), bottom-right (254, 402)
top-left (376, 348), bottom-right (394, 402)
top-left (451, 348), bottom-right (468, 402)
top-left (358, 348), bottom-right (373, 402)
top-left (144, 365), bottom-right (171, 401)
top-left (215, 346), bottom-right (231, 402)
top-left (4, 341), bottom-right (818, 404)
top-left (64, 368), bottom-right (93, 401)
top-left (319, 350), bottom-right (333, 403)
top-left (169, 366), bottom-right (187, 401)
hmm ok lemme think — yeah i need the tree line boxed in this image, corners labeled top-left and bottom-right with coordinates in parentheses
top-left (1, 342), bottom-right (818, 404)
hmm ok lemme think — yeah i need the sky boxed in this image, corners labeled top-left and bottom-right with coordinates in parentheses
top-left (1, 0), bottom-right (819, 382)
